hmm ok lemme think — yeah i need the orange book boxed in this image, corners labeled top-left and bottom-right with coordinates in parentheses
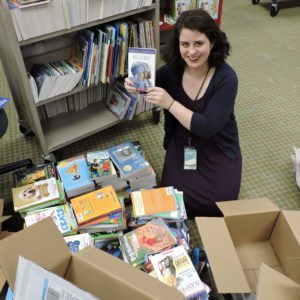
top-left (131, 186), bottom-right (178, 218)
top-left (71, 185), bottom-right (121, 225)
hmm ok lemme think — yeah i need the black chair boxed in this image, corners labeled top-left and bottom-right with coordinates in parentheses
top-left (0, 108), bottom-right (33, 175)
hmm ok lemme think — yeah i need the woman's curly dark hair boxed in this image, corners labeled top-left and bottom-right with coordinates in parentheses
top-left (162, 9), bottom-right (231, 69)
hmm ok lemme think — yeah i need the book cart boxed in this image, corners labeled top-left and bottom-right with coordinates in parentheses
top-left (0, 0), bottom-right (160, 160)
top-left (252, 0), bottom-right (299, 17)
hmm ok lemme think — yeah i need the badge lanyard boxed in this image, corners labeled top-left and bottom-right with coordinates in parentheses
top-left (183, 67), bottom-right (210, 171)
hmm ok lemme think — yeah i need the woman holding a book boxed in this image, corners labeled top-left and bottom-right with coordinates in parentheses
top-left (125, 10), bottom-right (242, 218)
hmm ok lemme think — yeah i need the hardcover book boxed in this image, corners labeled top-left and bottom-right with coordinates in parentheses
top-left (149, 245), bottom-right (208, 299)
top-left (12, 177), bottom-right (61, 212)
top-left (24, 203), bottom-right (78, 236)
top-left (127, 47), bottom-right (156, 93)
top-left (71, 185), bottom-right (122, 225)
top-left (119, 218), bottom-right (176, 267)
top-left (14, 162), bottom-right (57, 187)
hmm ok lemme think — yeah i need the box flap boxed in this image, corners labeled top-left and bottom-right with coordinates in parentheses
top-left (0, 267), bottom-right (6, 293)
top-left (195, 217), bottom-right (251, 293)
top-left (216, 198), bottom-right (280, 217)
top-left (256, 263), bottom-right (300, 300)
top-left (66, 247), bottom-right (185, 300)
top-left (270, 211), bottom-right (300, 285)
top-left (0, 218), bottom-right (71, 289)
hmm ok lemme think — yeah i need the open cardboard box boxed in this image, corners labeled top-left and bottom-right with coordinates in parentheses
top-left (0, 217), bottom-right (184, 300)
top-left (195, 197), bottom-right (300, 295)
top-left (0, 198), bottom-right (12, 292)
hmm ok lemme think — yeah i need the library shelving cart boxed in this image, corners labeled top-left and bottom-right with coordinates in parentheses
top-left (252, 0), bottom-right (299, 16)
top-left (0, 0), bottom-right (160, 160)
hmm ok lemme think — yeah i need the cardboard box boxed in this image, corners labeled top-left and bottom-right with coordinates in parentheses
top-left (0, 217), bottom-right (184, 300)
top-left (256, 263), bottom-right (300, 300)
top-left (195, 198), bottom-right (300, 294)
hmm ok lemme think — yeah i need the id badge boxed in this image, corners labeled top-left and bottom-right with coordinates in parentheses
top-left (184, 147), bottom-right (197, 170)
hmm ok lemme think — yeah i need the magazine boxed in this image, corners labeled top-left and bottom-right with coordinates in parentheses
top-left (127, 47), bottom-right (156, 93)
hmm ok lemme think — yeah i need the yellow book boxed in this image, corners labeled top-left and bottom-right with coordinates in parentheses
top-left (71, 185), bottom-right (121, 225)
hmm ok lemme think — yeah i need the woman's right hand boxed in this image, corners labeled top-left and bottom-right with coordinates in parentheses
top-left (124, 78), bottom-right (137, 94)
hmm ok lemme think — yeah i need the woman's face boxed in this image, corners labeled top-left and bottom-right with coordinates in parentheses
top-left (179, 28), bottom-right (213, 70)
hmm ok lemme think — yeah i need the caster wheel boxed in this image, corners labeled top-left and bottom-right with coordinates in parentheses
top-left (19, 125), bottom-right (35, 136)
top-left (270, 5), bottom-right (279, 16)
top-left (252, 0), bottom-right (259, 4)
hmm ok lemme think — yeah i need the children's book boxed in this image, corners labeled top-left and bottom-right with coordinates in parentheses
top-left (86, 150), bottom-right (117, 183)
top-left (131, 186), bottom-right (178, 218)
top-left (64, 233), bottom-right (93, 253)
top-left (149, 245), bottom-right (208, 299)
top-left (106, 83), bottom-right (131, 120)
top-left (127, 47), bottom-right (156, 93)
top-left (71, 185), bottom-right (122, 225)
top-left (56, 155), bottom-right (94, 198)
top-left (196, 0), bottom-right (219, 19)
top-left (24, 203), bottom-right (78, 236)
top-left (107, 141), bottom-right (149, 179)
top-left (13, 162), bottom-right (57, 187)
top-left (12, 177), bottom-right (61, 212)
top-left (119, 218), bottom-right (176, 267)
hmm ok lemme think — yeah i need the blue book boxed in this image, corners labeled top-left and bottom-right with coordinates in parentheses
top-left (0, 97), bottom-right (10, 109)
top-left (107, 141), bottom-right (148, 179)
top-left (56, 155), bottom-right (94, 197)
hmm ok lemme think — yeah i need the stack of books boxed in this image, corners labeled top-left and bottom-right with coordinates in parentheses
top-left (24, 203), bottom-right (78, 236)
top-left (56, 155), bottom-right (95, 198)
top-left (70, 185), bottom-right (126, 233)
top-left (12, 177), bottom-right (66, 216)
top-left (119, 218), bottom-right (177, 267)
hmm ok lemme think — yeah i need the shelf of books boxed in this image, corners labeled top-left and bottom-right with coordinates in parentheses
top-left (160, 0), bottom-right (223, 32)
top-left (0, 0), bottom-right (159, 155)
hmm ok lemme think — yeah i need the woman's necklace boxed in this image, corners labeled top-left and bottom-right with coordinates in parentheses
top-left (193, 67), bottom-right (211, 101)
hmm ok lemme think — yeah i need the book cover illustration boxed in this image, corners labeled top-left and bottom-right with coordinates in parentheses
top-left (106, 84), bottom-right (131, 119)
top-left (14, 162), bottom-right (57, 187)
top-left (56, 155), bottom-right (94, 194)
top-left (64, 233), bottom-right (92, 253)
top-left (107, 141), bottom-right (148, 178)
top-left (131, 186), bottom-right (178, 218)
top-left (149, 245), bottom-right (207, 299)
top-left (71, 185), bottom-right (122, 225)
top-left (196, 0), bottom-right (219, 19)
top-left (86, 150), bottom-right (117, 179)
top-left (128, 47), bottom-right (156, 93)
top-left (12, 177), bottom-right (60, 212)
top-left (119, 218), bottom-right (176, 267)
top-left (24, 203), bottom-right (78, 236)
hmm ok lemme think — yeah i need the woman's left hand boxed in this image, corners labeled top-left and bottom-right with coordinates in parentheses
top-left (144, 87), bottom-right (174, 110)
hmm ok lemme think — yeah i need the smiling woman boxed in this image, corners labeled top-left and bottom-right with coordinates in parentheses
top-left (124, 9), bottom-right (242, 218)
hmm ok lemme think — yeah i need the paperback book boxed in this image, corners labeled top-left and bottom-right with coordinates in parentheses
top-left (149, 245), bottom-right (208, 299)
top-left (12, 177), bottom-right (62, 213)
top-left (127, 47), bottom-right (156, 93)
top-left (24, 203), bottom-right (78, 236)
top-left (64, 233), bottom-right (93, 253)
top-left (119, 218), bottom-right (176, 267)
top-left (56, 155), bottom-right (94, 198)
top-left (107, 141), bottom-right (149, 179)
top-left (71, 185), bottom-right (122, 225)
top-left (13, 162), bottom-right (57, 187)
